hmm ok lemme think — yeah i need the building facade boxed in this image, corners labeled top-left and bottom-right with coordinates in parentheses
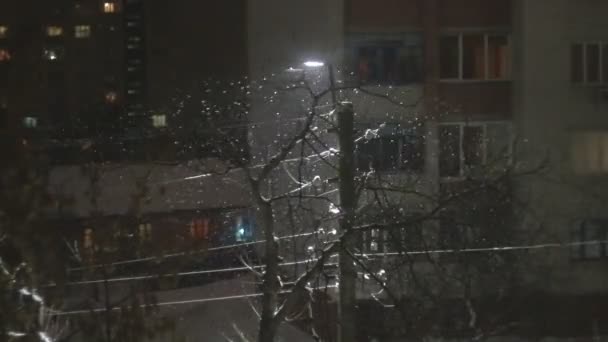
top-left (246, 0), bottom-right (608, 340)
top-left (4, 0), bottom-right (607, 340)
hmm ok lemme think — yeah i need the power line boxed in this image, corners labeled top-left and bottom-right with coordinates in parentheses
top-left (51, 284), bottom-right (339, 317)
top-left (69, 231), bottom-right (325, 272)
top-left (159, 145), bottom-right (339, 185)
top-left (64, 239), bottom-right (605, 288)
top-left (357, 239), bottom-right (608, 257)
top-left (63, 258), bottom-right (339, 287)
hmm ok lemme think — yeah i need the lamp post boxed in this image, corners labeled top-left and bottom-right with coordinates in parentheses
top-left (303, 59), bottom-right (357, 342)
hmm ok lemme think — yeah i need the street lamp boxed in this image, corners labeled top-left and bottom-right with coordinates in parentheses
top-left (303, 60), bottom-right (325, 68)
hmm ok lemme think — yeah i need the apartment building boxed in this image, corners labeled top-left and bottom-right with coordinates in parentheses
top-left (0, 0), bottom-right (127, 138)
top-left (4, 0), bottom-right (605, 339)
top-left (509, 0), bottom-right (608, 337)
top-left (246, 0), bottom-right (608, 340)
top-left (0, 0), bottom-right (248, 163)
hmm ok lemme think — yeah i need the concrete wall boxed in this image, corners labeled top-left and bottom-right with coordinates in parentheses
top-left (514, 0), bottom-right (608, 294)
top-left (48, 159), bottom-right (251, 217)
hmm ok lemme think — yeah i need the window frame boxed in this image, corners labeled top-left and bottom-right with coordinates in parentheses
top-left (571, 130), bottom-right (608, 175)
top-left (0, 49), bottom-right (11, 62)
top-left (347, 31), bottom-right (425, 85)
top-left (440, 32), bottom-right (512, 82)
top-left (571, 219), bottom-right (608, 260)
top-left (138, 223), bottom-right (152, 243)
top-left (439, 121), bottom-right (513, 180)
top-left (46, 26), bottom-right (64, 37)
top-left (43, 47), bottom-right (64, 61)
top-left (23, 116), bottom-right (38, 128)
top-left (102, 1), bottom-right (118, 13)
top-left (74, 25), bottom-right (91, 39)
top-left (355, 122), bottom-right (425, 174)
top-left (152, 114), bottom-right (167, 128)
top-left (571, 42), bottom-right (608, 85)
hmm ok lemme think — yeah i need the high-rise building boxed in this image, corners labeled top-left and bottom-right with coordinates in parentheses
top-left (0, 1), bottom-right (125, 137)
top-left (0, 0), bottom-right (248, 162)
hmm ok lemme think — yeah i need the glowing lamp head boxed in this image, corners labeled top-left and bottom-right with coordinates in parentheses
top-left (303, 61), bottom-right (324, 68)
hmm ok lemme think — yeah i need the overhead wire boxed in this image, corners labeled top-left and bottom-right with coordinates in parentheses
top-left (62, 258), bottom-right (339, 287)
top-left (51, 284), bottom-right (339, 317)
top-left (68, 231), bottom-right (326, 272)
top-left (63, 239), bottom-right (606, 288)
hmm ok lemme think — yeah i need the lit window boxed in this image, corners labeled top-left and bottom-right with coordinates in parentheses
top-left (368, 229), bottom-right (381, 252)
top-left (46, 26), bottom-right (63, 37)
top-left (439, 122), bottom-right (513, 178)
top-left (0, 49), bottom-right (10, 62)
top-left (74, 25), bottom-right (91, 38)
top-left (571, 42), bottom-right (608, 84)
top-left (572, 131), bottom-right (608, 174)
top-left (138, 223), bottom-right (152, 242)
top-left (190, 218), bottom-right (210, 240)
top-left (440, 33), bottom-right (510, 80)
top-left (23, 116), bottom-right (37, 128)
top-left (103, 2), bottom-right (117, 13)
top-left (43, 48), bottom-right (62, 61)
top-left (152, 114), bottom-right (167, 128)
top-left (0, 26), bottom-right (7, 38)
top-left (571, 219), bottom-right (608, 259)
top-left (105, 91), bottom-right (118, 104)
top-left (83, 228), bottom-right (95, 252)
top-left (234, 215), bottom-right (253, 242)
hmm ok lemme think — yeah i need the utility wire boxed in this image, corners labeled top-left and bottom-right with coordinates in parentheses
top-left (357, 239), bottom-right (608, 257)
top-left (69, 231), bottom-right (325, 272)
top-left (48, 240), bottom-right (608, 315)
top-left (63, 239), bottom-right (605, 288)
top-left (63, 259), bottom-right (339, 287)
top-left (51, 285), bottom-right (339, 317)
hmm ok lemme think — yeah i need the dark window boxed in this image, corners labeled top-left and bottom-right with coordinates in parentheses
top-left (0, 97), bottom-right (6, 128)
top-left (350, 33), bottom-right (423, 85)
top-left (439, 125), bottom-right (461, 177)
top-left (440, 36), bottom-right (459, 79)
top-left (439, 217), bottom-right (473, 250)
top-left (572, 219), bottom-right (608, 259)
top-left (356, 124), bottom-right (424, 173)
top-left (487, 35), bottom-right (509, 79)
top-left (441, 33), bottom-right (510, 80)
top-left (604, 44), bottom-right (608, 83)
top-left (587, 44), bottom-right (600, 83)
top-left (463, 126), bottom-right (484, 168)
top-left (571, 43), bottom-right (608, 84)
top-left (462, 35), bottom-right (485, 79)
top-left (440, 123), bottom-right (512, 178)
top-left (571, 44), bottom-right (583, 83)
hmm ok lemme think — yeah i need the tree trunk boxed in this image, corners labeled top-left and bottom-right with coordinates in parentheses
top-left (258, 201), bottom-right (280, 342)
top-left (337, 103), bottom-right (358, 342)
